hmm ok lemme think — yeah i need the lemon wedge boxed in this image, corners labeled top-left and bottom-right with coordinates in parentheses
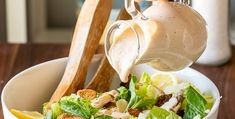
top-left (151, 73), bottom-right (178, 90)
top-left (10, 109), bottom-right (43, 119)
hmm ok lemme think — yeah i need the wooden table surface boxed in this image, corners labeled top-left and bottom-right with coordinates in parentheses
top-left (0, 43), bottom-right (234, 119)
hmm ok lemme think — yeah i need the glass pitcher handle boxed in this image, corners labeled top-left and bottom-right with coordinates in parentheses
top-left (125, 0), bottom-right (148, 20)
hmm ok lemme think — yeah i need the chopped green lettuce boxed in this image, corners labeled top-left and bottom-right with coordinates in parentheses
top-left (94, 115), bottom-right (113, 119)
top-left (127, 75), bottom-right (139, 109)
top-left (139, 72), bottom-right (151, 84)
top-left (181, 99), bottom-right (188, 110)
top-left (127, 73), bottom-right (158, 110)
top-left (146, 85), bottom-right (160, 99)
top-left (183, 86), bottom-right (207, 119)
top-left (51, 103), bottom-right (62, 119)
top-left (139, 72), bottom-right (160, 99)
top-left (146, 106), bottom-right (181, 119)
top-left (44, 103), bottom-right (62, 119)
top-left (131, 98), bottom-right (156, 109)
top-left (59, 94), bottom-right (98, 119)
top-left (116, 86), bottom-right (130, 101)
top-left (203, 95), bottom-right (214, 110)
top-left (44, 110), bottom-right (53, 119)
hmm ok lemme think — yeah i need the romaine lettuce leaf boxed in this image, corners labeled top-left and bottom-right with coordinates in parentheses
top-left (203, 95), bottom-right (214, 110)
top-left (183, 86), bottom-right (207, 119)
top-left (147, 85), bottom-right (160, 99)
top-left (131, 98), bottom-right (156, 109)
top-left (44, 110), bottom-right (53, 119)
top-left (127, 74), bottom-right (158, 110)
top-left (139, 72), bottom-right (160, 99)
top-left (51, 103), bottom-right (62, 119)
top-left (59, 94), bottom-right (98, 119)
top-left (116, 86), bottom-right (130, 101)
top-left (146, 106), bottom-right (181, 119)
top-left (139, 72), bottom-right (151, 84)
top-left (44, 103), bottom-right (62, 119)
top-left (95, 115), bottom-right (113, 119)
top-left (127, 75), bottom-right (139, 109)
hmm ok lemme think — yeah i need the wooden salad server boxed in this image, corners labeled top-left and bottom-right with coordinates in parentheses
top-left (50, 0), bottom-right (113, 103)
top-left (50, 0), bottom-right (140, 103)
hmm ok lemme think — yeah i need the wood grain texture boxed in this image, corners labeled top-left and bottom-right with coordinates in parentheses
top-left (49, 0), bottom-right (113, 103)
top-left (0, 44), bottom-right (70, 92)
top-left (85, 56), bottom-right (116, 92)
top-left (0, 44), bottom-right (235, 119)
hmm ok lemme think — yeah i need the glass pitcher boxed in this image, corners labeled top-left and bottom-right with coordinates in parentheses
top-left (105, 0), bottom-right (207, 81)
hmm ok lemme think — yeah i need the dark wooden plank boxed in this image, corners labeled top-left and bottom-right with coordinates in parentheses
top-left (0, 44), bottom-right (71, 92)
top-left (6, 44), bottom-right (70, 78)
top-left (0, 44), bottom-right (18, 118)
top-left (0, 44), bottom-right (20, 91)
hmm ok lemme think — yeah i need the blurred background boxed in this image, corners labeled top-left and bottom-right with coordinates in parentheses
top-left (0, 0), bottom-right (234, 45)
top-left (0, 0), bottom-right (126, 43)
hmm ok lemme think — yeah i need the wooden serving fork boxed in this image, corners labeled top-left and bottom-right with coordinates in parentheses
top-left (50, 0), bottom-right (113, 103)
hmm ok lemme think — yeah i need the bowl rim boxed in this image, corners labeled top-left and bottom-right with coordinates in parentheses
top-left (179, 67), bottom-right (221, 119)
top-left (1, 58), bottom-right (68, 118)
top-left (1, 57), bottom-right (220, 118)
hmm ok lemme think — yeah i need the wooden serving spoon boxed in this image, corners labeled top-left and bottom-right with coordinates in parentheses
top-left (50, 0), bottom-right (113, 103)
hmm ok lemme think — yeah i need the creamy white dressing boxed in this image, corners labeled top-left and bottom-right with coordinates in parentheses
top-left (106, 0), bottom-right (207, 82)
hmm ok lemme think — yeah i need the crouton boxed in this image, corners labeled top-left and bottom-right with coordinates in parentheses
top-left (128, 108), bottom-right (141, 117)
top-left (77, 89), bottom-right (97, 100)
top-left (156, 94), bottom-right (172, 107)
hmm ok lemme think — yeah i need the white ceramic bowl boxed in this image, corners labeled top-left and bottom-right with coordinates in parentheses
top-left (1, 57), bottom-right (220, 119)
